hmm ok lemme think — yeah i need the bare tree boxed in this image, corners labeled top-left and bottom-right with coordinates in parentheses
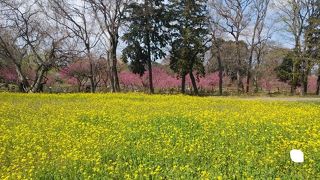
top-left (245, 0), bottom-right (270, 93)
top-left (208, 12), bottom-right (225, 96)
top-left (276, 0), bottom-right (317, 95)
top-left (252, 31), bottom-right (271, 92)
top-left (0, 0), bottom-right (68, 92)
top-left (86, 0), bottom-right (128, 92)
top-left (210, 0), bottom-right (253, 93)
top-left (47, 0), bottom-right (101, 93)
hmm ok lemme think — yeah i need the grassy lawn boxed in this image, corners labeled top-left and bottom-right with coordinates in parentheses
top-left (0, 93), bottom-right (319, 179)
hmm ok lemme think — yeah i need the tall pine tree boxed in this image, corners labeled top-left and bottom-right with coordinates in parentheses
top-left (168, 0), bottom-right (210, 95)
top-left (122, 0), bottom-right (168, 94)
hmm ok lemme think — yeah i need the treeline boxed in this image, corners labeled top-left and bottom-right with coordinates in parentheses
top-left (0, 0), bottom-right (319, 95)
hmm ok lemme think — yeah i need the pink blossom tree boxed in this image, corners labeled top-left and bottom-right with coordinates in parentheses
top-left (308, 75), bottom-right (317, 94)
top-left (59, 61), bottom-right (91, 92)
top-left (198, 72), bottom-right (220, 92)
top-left (0, 66), bottom-right (18, 84)
top-left (119, 67), bottom-right (180, 92)
top-left (119, 71), bottom-right (144, 91)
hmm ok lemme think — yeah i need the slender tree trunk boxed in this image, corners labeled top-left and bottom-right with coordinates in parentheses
top-left (301, 59), bottom-right (306, 96)
top-left (246, 68), bottom-right (251, 93)
top-left (219, 70), bottom-right (223, 95)
top-left (189, 72), bottom-right (198, 95)
top-left (303, 79), bottom-right (308, 95)
top-left (290, 83), bottom-right (295, 95)
top-left (253, 66), bottom-right (260, 93)
top-left (302, 60), bottom-right (311, 96)
top-left (146, 35), bottom-right (154, 94)
top-left (254, 76), bottom-right (259, 93)
top-left (87, 49), bottom-right (96, 93)
top-left (236, 69), bottom-right (242, 94)
top-left (144, 2), bottom-right (154, 94)
top-left (181, 73), bottom-right (186, 94)
top-left (246, 32), bottom-right (257, 94)
top-left (147, 58), bottom-right (154, 94)
top-left (89, 61), bottom-right (96, 93)
top-left (235, 39), bottom-right (243, 94)
top-left (302, 68), bottom-right (308, 96)
top-left (217, 50), bottom-right (223, 96)
top-left (316, 69), bottom-right (320, 95)
top-left (316, 77), bottom-right (320, 95)
top-left (290, 85), bottom-right (295, 95)
top-left (78, 83), bottom-right (81, 92)
top-left (254, 52), bottom-right (262, 93)
top-left (146, 36), bottom-right (154, 94)
top-left (246, 4), bottom-right (265, 93)
top-left (109, 71), bottom-right (115, 92)
top-left (291, 60), bottom-right (297, 95)
top-left (246, 53), bottom-right (254, 93)
top-left (145, 0), bottom-right (154, 94)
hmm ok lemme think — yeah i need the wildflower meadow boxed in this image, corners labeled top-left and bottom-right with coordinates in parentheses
top-left (0, 93), bottom-right (320, 179)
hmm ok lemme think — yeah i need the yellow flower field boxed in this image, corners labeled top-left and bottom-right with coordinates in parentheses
top-left (0, 93), bottom-right (320, 179)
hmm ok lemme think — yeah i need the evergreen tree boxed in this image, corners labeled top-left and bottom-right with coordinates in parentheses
top-left (275, 52), bottom-right (302, 89)
top-left (168, 0), bottom-right (210, 95)
top-left (122, 0), bottom-right (168, 94)
top-left (305, 2), bottom-right (320, 94)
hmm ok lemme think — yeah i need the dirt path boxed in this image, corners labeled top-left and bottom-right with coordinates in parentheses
top-left (241, 97), bottom-right (320, 102)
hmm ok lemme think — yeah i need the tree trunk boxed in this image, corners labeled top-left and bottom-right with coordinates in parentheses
top-left (76, 79), bottom-right (82, 92)
top-left (254, 52), bottom-right (262, 93)
top-left (290, 85), bottom-right (296, 95)
top-left (302, 60), bottom-right (311, 96)
top-left (300, 59), bottom-right (306, 96)
top-left (291, 61), bottom-right (297, 95)
top-left (89, 61), bottom-right (96, 93)
top-left (317, 70), bottom-right (320, 95)
top-left (111, 36), bottom-right (120, 92)
top-left (245, 5), bottom-right (267, 94)
top-left (145, 0), bottom-right (154, 94)
top-left (107, 51), bottom-right (116, 92)
top-left (291, 34), bottom-right (301, 95)
top-left (246, 53), bottom-right (254, 93)
top-left (112, 57), bottom-right (120, 92)
top-left (189, 72), bottom-right (198, 95)
top-left (246, 69), bottom-right (251, 93)
top-left (317, 77), bottom-right (320, 95)
top-left (147, 58), bottom-right (154, 94)
top-left (235, 39), bottom-right (243, 94)
top-left (30, 66), bottom-right (47, 93)
top-left (236, 69), bottom-right (242, 94)
top-left (254, 76), bottom-right (259, 93)
top-left (302, 69), bottom-right (308, 96)
top-left (146, 35), bottom-right (154, 94)
top-left (87, 48), bottom-right (96, 93)
top-left (303, 80), bottom-right (308, 95)
top-left (217, 50), bottom-right (223, 96)
top-left (109, 71), bottom-right (115, 92)
top-left (78, 84), bottom-right (81, 92)
top-left (14, 63), bottom-right (29, 92)
top-left (181, 73), bottom-right (186, 94)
